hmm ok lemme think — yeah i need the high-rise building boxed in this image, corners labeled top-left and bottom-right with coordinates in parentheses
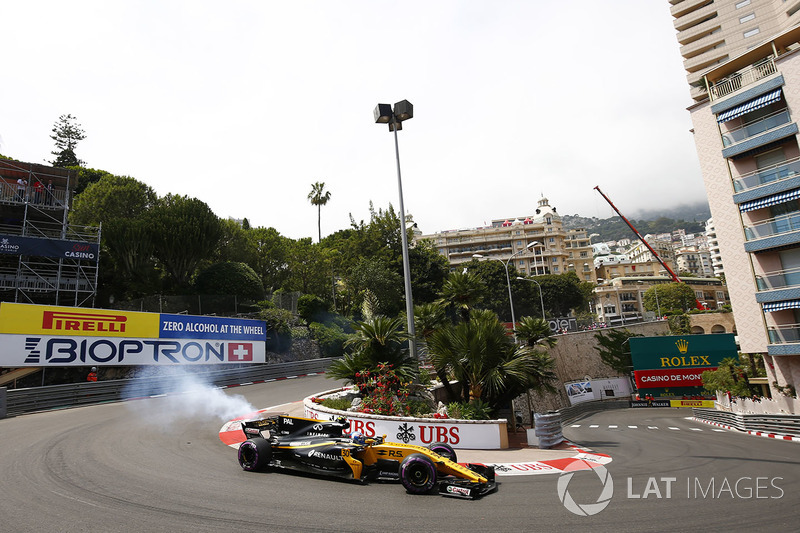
top-left (670, 0), bottom-right (800, 101)
top-left (415, 197), bottom-right (596, 283)
top-left (672, 9), bottom-right (800, 397)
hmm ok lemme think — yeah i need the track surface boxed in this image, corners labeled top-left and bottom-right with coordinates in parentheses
top-left (1, 376), bottom-right (798, 532)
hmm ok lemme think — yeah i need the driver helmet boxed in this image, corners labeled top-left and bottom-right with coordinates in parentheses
top-left (351, 431), bottom-right (366, 445)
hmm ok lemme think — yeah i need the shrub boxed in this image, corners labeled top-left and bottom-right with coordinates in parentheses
top-left (354, 363), bottom-right (412, 416)
top-left (318, 397), bottom-right (352, 411)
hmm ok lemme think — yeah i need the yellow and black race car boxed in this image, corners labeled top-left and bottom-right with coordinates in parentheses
top-left (237, 415), bottom-right (497, 499)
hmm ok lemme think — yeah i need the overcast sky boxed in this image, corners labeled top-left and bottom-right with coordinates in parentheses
top-left (0, 1), bottom-right (706, 240)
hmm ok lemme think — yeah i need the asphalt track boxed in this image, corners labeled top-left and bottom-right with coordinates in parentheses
top-left (0, 375), bottom-right (798, 532)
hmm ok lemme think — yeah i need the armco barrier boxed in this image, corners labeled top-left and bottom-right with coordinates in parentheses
top-left (692, 407), bottom-right (800, 437)
top-left (3, 359), bottom-right (335, 418)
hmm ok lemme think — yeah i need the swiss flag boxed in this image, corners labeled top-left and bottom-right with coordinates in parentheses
top-left (228, 343), bottom-right (253, 362)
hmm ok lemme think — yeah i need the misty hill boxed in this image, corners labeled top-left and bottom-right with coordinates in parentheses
top-left (562, 202), bottom-right (711, 242)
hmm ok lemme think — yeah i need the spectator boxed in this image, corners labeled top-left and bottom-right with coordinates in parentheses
top-left (46, 180), bottom-right (54, 205)
top-left (33, 181), bottom-right (44, 204)
top-left (16, 177), bottom-right (27, 202)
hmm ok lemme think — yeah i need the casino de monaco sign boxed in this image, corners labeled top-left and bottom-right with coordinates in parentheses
top-left (0, 302), bottom-right (267, 366)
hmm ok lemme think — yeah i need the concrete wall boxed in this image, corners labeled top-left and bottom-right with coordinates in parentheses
top-left (515, 321), bottom-right (670, 421)
top-left (688, 312), bottom-right (737, 334)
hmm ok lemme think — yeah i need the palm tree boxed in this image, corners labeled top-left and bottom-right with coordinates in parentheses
top-left (327, 316), bottom-right (416, 384)
top-left (436, 271), bottom-right (487, 322)
top-left (307, 181), bottom-right (331, 242)
top-left (426, 309), bottom-right (557, 413)
top-left (515, 316), bottom-right (557, 349)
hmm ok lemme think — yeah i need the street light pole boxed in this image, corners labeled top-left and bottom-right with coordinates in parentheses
top-left (517, 276), bottom-right (545, 321)
top-left (374, 100), bottom-right (417, 359)
top-left (473, 242), bottom-right (535, 340)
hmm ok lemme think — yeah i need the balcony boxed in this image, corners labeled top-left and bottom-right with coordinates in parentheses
top-left (710, 59), bottom-right (777, 100)
top-left (767, 324), bottom-right (800, 344)
top-left (722, 109), bottom-right (791, 147)
top-left (756, 266), bottom-right (800, 291)
top-left (733, 157), bottom-right (800, 192)
top-left (744, 211), bottom-right (800, 241)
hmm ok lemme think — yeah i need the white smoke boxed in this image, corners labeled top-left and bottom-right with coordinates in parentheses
top-left (124, 367), bottom-right (256, 427)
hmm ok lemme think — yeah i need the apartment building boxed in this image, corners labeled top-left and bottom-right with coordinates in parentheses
top-left (416, 197), bottom-right (596, 282)
top-left (681, 23), bottom-right (800, 396)
top-left (593, 275), bottom-right (730, 325)
top-left (705, 217), bottom-right (726, 277)
top-left (670, 0), bottom-right (800, 102)
top-left (675, 246), bottom-right (714, 276)
top-left (626, 235), bottom-right (677, 265)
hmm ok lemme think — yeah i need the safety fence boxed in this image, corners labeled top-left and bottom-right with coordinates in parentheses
top-left (1, 359), bottom-right (335, 418)
top-left (692, 407), bottom-right (800, 438)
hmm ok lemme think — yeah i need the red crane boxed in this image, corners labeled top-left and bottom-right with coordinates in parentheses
top-left (593, 185), bottom-right (706, 310)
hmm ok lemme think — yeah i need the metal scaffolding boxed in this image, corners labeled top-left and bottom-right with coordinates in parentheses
top-left (0, 159), bottom-right (100, 307)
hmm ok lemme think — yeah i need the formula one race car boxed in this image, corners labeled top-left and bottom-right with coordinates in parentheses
top-left (236, 415), bottom-right (497, 499)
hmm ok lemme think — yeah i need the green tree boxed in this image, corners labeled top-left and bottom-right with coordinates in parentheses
top-left (327, 316), bottom-right (416, 384)
top-left (340, 257), bottom-right (403, 319)
top-left (308, 181), bottom-right (331, 243)
top-left (594, 328), bottom-right (642, 374)
top-left (644, 282), bottom-right (697, 312)
top-left (194, 262), bottom-right (265, 300)
top-left (101, 218), bottom-right (159, 298)
top-left (427, 309), bottom-right (557, 413)
top-left (149, 194), bottom-right (223, 290)
top-left (216, 218), bottom-right (257, 265)
top-left (70, 174), bottom-right (157, 226)
top-left (50, 113), bottom-right (86, 167)
top-left (515, 316), bottom-right (557, 348)
top-left (283, 238), bottom-right (336, 298)
top-left (248, 226), bottom-right (292, 291)
top-left (437, 270), bottom-right (487, 322)
top-left (464, 258), bottom-right (518, 322)
top-left (701, 357), bottom-right (753, 397)
top-left (408, 239), bottom-right (450, 305)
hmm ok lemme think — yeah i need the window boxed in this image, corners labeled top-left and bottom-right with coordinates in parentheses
top-left (735, 0), bottom-right (750, 8)
top-left (549, 237), bottom-right (555, 243)
top-left (553, 266), bottom-right (559, 273)
top-left (552, 257), bottom-right (558, 263)
top-left (739, 13), bottom-right (755, 23)
top-left (516, 240), bottom-right (522, 246)
top-left (744, 27), bottom-right (760, 38)
top-left (545, 217), bottom-right (552, 225)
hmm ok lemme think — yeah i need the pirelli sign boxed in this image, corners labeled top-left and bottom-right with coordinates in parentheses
top-left (0, 302), bottom-right (267, 367)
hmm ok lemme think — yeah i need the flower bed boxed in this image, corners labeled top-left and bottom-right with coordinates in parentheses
top-left (304, 387), bottom-right (509, 450)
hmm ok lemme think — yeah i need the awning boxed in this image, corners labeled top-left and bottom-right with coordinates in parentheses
top-left (763, 299), bottom-right (800, 312)
top-left (739, 188), bottom-right (800, 212)
top-left (717, 89), bottom-right (782, 123)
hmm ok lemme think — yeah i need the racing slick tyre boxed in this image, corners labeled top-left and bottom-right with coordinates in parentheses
top-left (399, 453), bottom-right (438, 494)
top-left (428, 442), bottom-right (457, 463)
top-left (238, 437), bottom-right (272, 472)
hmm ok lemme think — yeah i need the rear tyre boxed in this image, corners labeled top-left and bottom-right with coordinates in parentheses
top-left (428, 442), bottom-right (457, 463)
top-left (238, 438), bottom-right (272, 472)
top-left (399, 453), bottom-right (437, 494)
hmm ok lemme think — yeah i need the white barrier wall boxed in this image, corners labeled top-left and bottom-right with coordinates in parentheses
top-left (303, 389), bottom-right (509, 450)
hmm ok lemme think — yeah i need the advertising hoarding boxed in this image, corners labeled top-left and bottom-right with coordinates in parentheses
top-left (0, 303), bottom-right (266, 366)
top-left (630, 334), bottom-right (736, 396)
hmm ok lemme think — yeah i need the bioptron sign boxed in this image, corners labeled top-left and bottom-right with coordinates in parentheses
top-left (629, 334), bottom-right (736, 392)
top-left (0, 302), bottom-right (267, 366)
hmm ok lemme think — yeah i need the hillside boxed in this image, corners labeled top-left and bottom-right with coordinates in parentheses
top-left (561, 202), bottom-right (711, 242)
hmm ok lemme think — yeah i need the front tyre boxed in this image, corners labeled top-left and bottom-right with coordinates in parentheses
top-left (399, 453), bottom-right (437, 494)
top-left (428, 442), bottom-right (457, 463)
top-left (238, 438), bottom-right (272, 472)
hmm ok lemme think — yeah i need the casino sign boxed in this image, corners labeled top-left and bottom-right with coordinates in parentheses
top-left (630, 334), bottom-right (736, 396)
